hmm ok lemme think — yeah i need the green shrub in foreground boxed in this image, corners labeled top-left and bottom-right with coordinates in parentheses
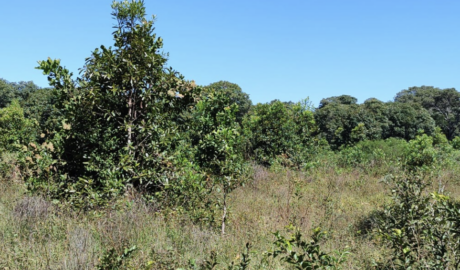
top-left (374, 173), bottom-right (460, 269)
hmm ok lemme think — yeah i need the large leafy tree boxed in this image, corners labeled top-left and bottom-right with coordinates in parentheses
top-left (362, 98), bottom-right (390, 140)
top-left (244, 101), bottom-right (295, 165)
top-left (32, 0), bottom-right (245, 213)
top-left (21, 87), bottom-right (56, 130)
top-left (395, 86), bottom-right (460, 139)
top-left (0, 79), bottom-right (43, 107)
top-left (318, 94), bottom-right (358, 109)
top-left (314, 102), bottom-right (361, 149)
top-left (315, 96), bottom-right (435, 149)
top-left (0, 79), bottom-right (17, 108)
top-left (385, 102), bottom-right (435, 140)
top-left (0, 79), bottom-right (55, 128)
top-left (10, 81), bottom-right (41, 102)
top-left (36, 0), bottom-right (202, 204)
top-left (0, 99), bottom-right (37, 152)
top-left (204, 81), bottom-right (252, 123)
top-left (243, 99), bottom-right (317, 166)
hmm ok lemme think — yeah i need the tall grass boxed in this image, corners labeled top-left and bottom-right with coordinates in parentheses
top-left (1, 147), bottom-right (460, 269)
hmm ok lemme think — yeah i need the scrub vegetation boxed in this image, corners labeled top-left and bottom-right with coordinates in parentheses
top-left (2, 1), bottom-right (460, 269)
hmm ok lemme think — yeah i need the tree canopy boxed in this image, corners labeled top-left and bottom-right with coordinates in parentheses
top-left (204, 81), bottom-right (252, 123)
top-left (315, 95), bottom-right (436, 149)
top-left (30, 0), bottom-right (244, 210)
top-left (395, 86), bottom-right (460, 139)
top-left (318, 94), bottom-right (358, 109)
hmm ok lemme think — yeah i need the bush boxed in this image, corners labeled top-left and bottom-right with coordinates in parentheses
top-left (451, 136), bottom-right (460, 150)
top-left (404, 134), bottom-right (437, 171)
top-left (96, 246), bottom-right (137, 270)
top-left (375, 173), bottom-right (460, 269)
top-left (0, 99), bottom-right (37, 152)
top-left (268, 226), bottom-right (349, 269)
top-left (337, 138), bottom-right (407, 173)
top-left (243, 99), bottom-right (319, 167)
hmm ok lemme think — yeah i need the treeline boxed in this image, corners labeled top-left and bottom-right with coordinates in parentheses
top-left (3, 78), bottom-right (460, 154)
top-left (3, 62), bottom-right (460, 207)
top-left (3, 73), bottom-right (460, 206)
top-left (3, 67), bottom-right (460, 208)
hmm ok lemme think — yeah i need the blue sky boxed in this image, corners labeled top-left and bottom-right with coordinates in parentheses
top-left (1, 1), bottom-right (459, 106)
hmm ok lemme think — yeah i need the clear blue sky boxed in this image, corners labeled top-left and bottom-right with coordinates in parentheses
top-left (1, 0), bottom-right (459, 106)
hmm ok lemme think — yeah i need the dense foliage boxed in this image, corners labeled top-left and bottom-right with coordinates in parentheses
top-left (395, 86), bottom-right (460, 140)
top-left (204, 81), bottom-right (252, 123)
top-left (243, 99), bottom-right (322, 168)
top-left (315, 95), bottom-right (436, 149)
top-left (17, 1), bottom-right (247, 219)
top-left (0, 99), bottom-right (37, 152)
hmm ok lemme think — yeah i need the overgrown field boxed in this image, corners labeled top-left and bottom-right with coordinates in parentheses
top-left (2, 143), bottom-right (460, 269)
top-left (3, 1), bottom-right (460, 268)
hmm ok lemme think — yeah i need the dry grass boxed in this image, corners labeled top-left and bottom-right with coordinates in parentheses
top-left (0, 160), bottom-right (459, 269)
top-left (13, 196), bottom-right (52, 221)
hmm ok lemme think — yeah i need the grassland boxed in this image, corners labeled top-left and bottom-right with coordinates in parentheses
top-left (1, 152), bottom-right (460, 269)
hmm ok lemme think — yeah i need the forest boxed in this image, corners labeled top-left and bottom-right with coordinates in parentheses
top-left (2, 1), bottom-right (460, 269)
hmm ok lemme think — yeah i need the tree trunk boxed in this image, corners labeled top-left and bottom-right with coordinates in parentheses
top-left (127, 96), bottom-right (132, 152)
top-left (221, 192), bottom-right (227, 236)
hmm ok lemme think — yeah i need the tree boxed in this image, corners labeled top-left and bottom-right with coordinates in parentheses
top-left (21, 87), bottom-right (56, 131)
top-left (314, 97), bottom-right (435, 149)
top-left (362, 98), bottom-right (390, 140)
top-left (189, 91), bottom-right (245, 234)
top-left (0, 79), bottom-right (17, 108)
top-left (318, 94), bottom-right (358, 109)
top-left (0, 100), bottom-right (37, 152)
top-left (243, 99), bottom-right (317, 166)
top-left (385, 102), bottom-right (435, 140)
top-left (10, 81), bottom-right (41, 102)
top-left (314, 102), bottom-right (361, 149)
top-left (205, 81), bottom-right (252, 123)
top-left (36, 0), bottom-right (202, 205)
top-left (244, 101), bottom-right (295, 165)
top-left (0, 79), bottom-right (55, 131)
top-left (33, 0), bottom-right (246, 215)
top-left (395, 86), bottom-right (460, 139)
top-left (0, 79), bottom-right (43, 108)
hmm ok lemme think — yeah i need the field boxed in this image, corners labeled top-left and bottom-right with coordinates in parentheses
top-left (2, 148), bottom-right (460, 269)
top-left (2, 1), bottom-right (460, 268)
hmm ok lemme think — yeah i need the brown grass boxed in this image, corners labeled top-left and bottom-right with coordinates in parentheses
top-left (0, 160), bottom-right (459, 269)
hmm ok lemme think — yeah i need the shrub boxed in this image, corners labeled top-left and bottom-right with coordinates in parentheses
top-left (268, 226), bottom-right (349, 269)
top-left (337, 138), bottom-right (407, 173)
top-left (375, 173), bottom-right (460, 269)
top-left (451, 136), bottom-right (460, 150)
top-left (0, 99), bottom-right (37, 152)
top-left (96, 246), bottom-right (137, 270)
top-left (243, 99), bottom-right (319, 167)
top-left (403, 134), bottom-right (437, 171)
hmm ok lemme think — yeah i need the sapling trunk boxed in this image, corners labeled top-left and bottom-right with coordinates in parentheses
top-left (221, 191), bottom-right (227, 235)
top-left (128, 96), bottom-right (132, 150)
